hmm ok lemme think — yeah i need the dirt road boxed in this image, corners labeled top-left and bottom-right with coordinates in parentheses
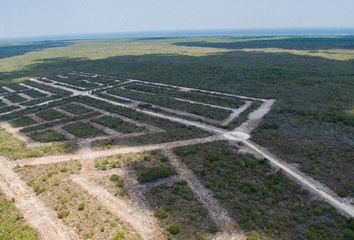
top-left (0, 158), bottom-right (80, 240)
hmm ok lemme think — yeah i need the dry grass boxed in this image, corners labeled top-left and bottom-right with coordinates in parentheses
top-left (16, 161), bottom-right (140, 240)
top-left (0, 128), bottom-right (70, 160)
top-left (0, 39), bottom-right (232, 75)
top-left (241, 48), bottom-right (354, 61)
top-left (0, 192), bottom-right (38, 240)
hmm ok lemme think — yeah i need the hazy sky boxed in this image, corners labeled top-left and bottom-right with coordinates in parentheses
top-left (1, 0), bottom-right (354, 38)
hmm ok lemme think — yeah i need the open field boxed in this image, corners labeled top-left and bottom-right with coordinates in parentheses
top-left (0, 36), bottom-right (353, 239)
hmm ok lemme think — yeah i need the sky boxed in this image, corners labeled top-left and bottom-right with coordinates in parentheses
top-left (1, 0), bottom-right (354, 39)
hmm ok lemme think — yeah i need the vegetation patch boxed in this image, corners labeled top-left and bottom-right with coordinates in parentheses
top-left (36, 109), bottom-right (67, 121)
top-left (0, 192), bottom-right (38, 240)
top-left (93, 116), bottom-right (143, 133)
top-left (4, 93), bottom-right (27, 103)
top-left (145, 180), bottom-right (215, 239)
top-left (131, 152), bottom-right (176, 183)
top-left (16, 161), bottom-right (140, 240)
top-left (0, 128), bottom-right (72, 159)
top-left (10, 116), bottom-right (36, 128)
top-left (22, 89), bottom-right (46, 98)
top-left (63, 121), bottom-right (106, 138)
top-left (109, 88), bottom-right (232, 120)
top-left (95, 152), bottom-right (157, 171)
top-left (174, 141), bottom-right (352, 239)
top-left (29, 130), bottom-right (67, 142)
top-left (60, 103), bottom-right (92, 115)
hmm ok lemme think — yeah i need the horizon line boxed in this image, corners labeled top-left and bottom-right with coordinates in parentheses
top-left (1, 26), bottom-right (354, 42)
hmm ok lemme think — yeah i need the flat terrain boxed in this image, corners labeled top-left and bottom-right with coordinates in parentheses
top-left (0, 36), bottom-right (353, 240)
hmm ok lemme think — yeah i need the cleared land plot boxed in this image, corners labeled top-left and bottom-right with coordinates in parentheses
top-left (76, 96), bottom-right (210, 147)
top-left (29, 130), bottom-right (67, 142)
top-left (63, 121), bottom-right (106, 138)
top-left (0, 106), bottom-right (19, 114)
top-left (125, 83), bottom-right (244, 109)
top-left (22, 89), bottom-right (47, 98)
top-left (35, 109), bottom-right (67, 121)
top-left (0, 192), bottom-right (38, 240)
top-left (174, 141), bottom-right (353, 240)
top-left (23, 81), bottom-right (70, 96)
top-left (10, 116), bottom-right (37, 128)
top-left (15, 161), bottom-right (140, 240)
top-left (4, 93), bottom-right (27, 103)
top-left (107, 88), bottom-right (232, 120)
top-left (47, 75), bottom-right (98, 89)
top-left (59, 103), bottom-right (92, 115)
top-left (93, 116), bottom-right (144, 134)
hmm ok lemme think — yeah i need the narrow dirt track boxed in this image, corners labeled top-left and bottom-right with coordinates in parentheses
top-left (0, 158), bottom-right (80, 240)
top-left (162, 150), bottom-right (246, 240)
top-left (14, 135), bottom-right (223, 167)
top-left (234, 99), bottom-right (275, 134)
top-left (221, 101), bottom-right (253, 126)
top-left (71, 175), bottom-right (164, 240)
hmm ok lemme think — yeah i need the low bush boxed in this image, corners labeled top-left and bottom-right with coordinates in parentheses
top-left (167, 225), bottom-right (181, 235)
top-left (57, 209), bottom-right (70, 219)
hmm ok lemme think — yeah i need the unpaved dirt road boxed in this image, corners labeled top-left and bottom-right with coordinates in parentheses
top-left (163, 150), bottom-right (246, 240)
top-left (0, 158), bottom-right (80, 240)
top-left (242, 140), bottom-right (354, 218)
top-left (71, 175), bottom-right (164, 240)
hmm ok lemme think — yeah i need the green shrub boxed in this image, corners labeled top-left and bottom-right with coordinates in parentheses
top-left (33, 185), bottom-right (45, 195)
top-left (208, 225), bottom-right (219, 234)
top-left (112, 231), bottom-right (125, 240)
top-left (110, 174), bottom-right (124, 188)
top-left (247, 231), bottom-right (260, 240)
top-left (136, 165), bottom-right (176, 183)
top-left (57, 209), bottom-right (70, 219)
top-left (109, 174), bottom-right (120, 182)
top-left (154, 210), bottom-right (168, 219)
top-left (78, 202), bottom-right (85, 211)
top-left (167, 225), bottom-right (181, 235)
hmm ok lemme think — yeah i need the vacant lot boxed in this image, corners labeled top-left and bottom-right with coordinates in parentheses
top-left (63, 121), bottom-right (106, 138)
top-left (16, 161), bottom-right (140, 240)
top-left (0, 128), bottom-right (71, 160)
top-left (93, 116), bottom-right (143, 133)
top-left (29, 130), bottom-right (67, 142)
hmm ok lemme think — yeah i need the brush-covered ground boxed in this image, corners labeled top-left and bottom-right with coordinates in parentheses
top-left (0, 35), bottom-right (353, 239)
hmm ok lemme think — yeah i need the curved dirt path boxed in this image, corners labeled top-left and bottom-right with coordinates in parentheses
top-left (0, 158), bottom-right (80, 240)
